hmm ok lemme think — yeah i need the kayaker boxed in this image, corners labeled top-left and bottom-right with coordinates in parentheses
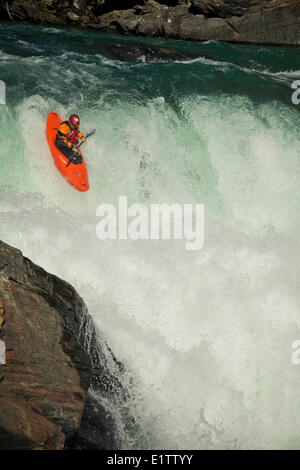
top-left (55, 114), bottom-right (86, 163)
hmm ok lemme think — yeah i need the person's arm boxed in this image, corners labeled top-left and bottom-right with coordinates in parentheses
top-left (78, 130), bottom-right (86, 142)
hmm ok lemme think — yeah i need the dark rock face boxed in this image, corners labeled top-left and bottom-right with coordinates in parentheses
top-left (155, 0), bottom-right (183, 5)
top-left (132, 0), bottom-right (300, 45)
top-left (93, 0), bottom-right (146, 15)
top-left (0, 240), bottom-right (127, 450)
top-left (65, 308), bottom-right (132, 450)
top-left (190, 0), bottom-right (258, 17)
top-left (0, 0), bottom-right (300, 46)
top-left (101, 40), bottom-right (199, 61)
top-left (65, 394), bottom-right (117, 449)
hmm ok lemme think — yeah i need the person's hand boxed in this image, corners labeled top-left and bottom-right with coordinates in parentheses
top-left (81, 137), bottom-right (87, 143)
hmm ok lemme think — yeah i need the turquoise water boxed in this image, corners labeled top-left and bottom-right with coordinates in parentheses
top-left (1, 22), bottom-right (300, 449)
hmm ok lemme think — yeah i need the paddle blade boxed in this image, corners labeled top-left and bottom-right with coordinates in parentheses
top-left (86, 128), bottom-right (96, 139)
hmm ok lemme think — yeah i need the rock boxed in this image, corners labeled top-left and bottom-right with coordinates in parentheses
top-left (179, 14), bottom-right (235, 41)
top-left (65, 305), bottom-right (131, 449)
top-left (44, 0), bottom-right (56, 7)
top-left (64, 320), bottom-right (130, 449)
top-left (115, 10), bottom-right (141, 34)
top-left (100, 39), bottom-right (199, 61)
top-left (53, 0), bottom-right (71, 10)
top-left (73, 0), bottom-right (88, 10)
top-left (0, 299), bottom-right (5, 329)
top-left (0, 240), bottom-right (130, 450)
top-left (0, 0), bottom-right (299, 45)
top-left (67, 10), bottom-right (80, 21)
top-left (155, 0), bottom-right (181, 4)
top-left (0, 0), bottom-right (65, 24)
top-left (89, 9), bottom-right (130, 31)
top-left (137, 9), bottom-right (168, 36)
top-left (93, 0), bottom-right (145, 15)
top-left (190, 0), bottom-right (258, 17)
top-left (138, 0), bottom-right (300, 45)
top-left (65, 393), bottom-right (116, 449)
top-left (134, 0), bottom-right (168, 14)
top-left (0, 240), bottom-right (91, 449)
top-left (183, 0), bottom-right (300, 44)
top-left (0, 299), bottom-right (6, 364)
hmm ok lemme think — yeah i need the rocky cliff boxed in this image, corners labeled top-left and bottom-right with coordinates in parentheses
top-left (0, 239), bottom-right (128, 450)
top-left (0, 0), bottom-right (300, 45)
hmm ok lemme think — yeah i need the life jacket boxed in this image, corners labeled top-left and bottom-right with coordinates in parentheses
top-left (61, 120), bottom-right (79, 144)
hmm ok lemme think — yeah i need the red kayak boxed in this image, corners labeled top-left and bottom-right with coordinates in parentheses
top-left (46, 111), bottom-right (89, 192)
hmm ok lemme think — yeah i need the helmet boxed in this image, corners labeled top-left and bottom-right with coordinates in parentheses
top-left (69, 114), bottom-right (80, 127)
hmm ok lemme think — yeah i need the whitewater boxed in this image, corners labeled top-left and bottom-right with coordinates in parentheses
top-left (1, 22), bottom-right (300, 449)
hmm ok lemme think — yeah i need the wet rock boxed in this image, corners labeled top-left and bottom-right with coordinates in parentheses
top-left (0, 240), bottom-right (92, 449)
top-left (0, 299), bottom-right (5, 329)
top-left (0, 240), bottom-right (129, 450)
top-left (155, 0), bottom-right (182, 5)
top-left (190, 0), bottom-right (258, 17)
top-left (93, 0), bottom-right (145, 15)
top-left (101, 40), bottom-right (199, 61)
top-left (0, 0), bottom-right (299, 45)
top-left (73, 0), bottom-right (88, 10)
top-left (64, 393), bottom-right (117, 449)
top-left (67, 10), bottom-right (80, 20)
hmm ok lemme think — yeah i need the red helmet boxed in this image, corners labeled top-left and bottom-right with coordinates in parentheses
top-left (69, 114), bottom-right (80, 127)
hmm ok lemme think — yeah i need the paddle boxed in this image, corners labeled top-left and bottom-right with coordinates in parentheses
top-left (66, 129), bottom-right (96, 167)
